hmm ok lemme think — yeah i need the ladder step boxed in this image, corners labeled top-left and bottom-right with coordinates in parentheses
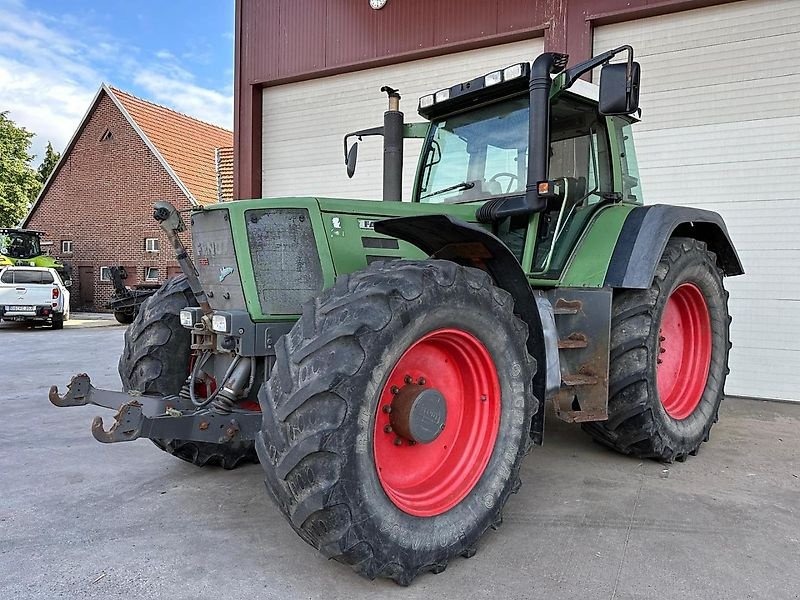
top-left (553, 298), bottom-right (581, 316)
top-left (558, 333), bottom-right (588, 349)
top-left (562, 374), bottom-right (599, 387)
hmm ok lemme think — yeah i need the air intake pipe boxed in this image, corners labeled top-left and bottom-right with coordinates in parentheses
top-left (476, 52), bottom-right (568, 222)
top-left (381, 86), bottom-right (403, 202)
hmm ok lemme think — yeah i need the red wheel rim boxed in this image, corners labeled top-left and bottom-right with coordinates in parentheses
top-left (373, 328), bottom-right (500, 517)
top-left (657, 283), bottom-right (712, 420)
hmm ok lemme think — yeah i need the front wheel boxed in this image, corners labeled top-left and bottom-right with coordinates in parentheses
top-left (257, 260), bottom-right (537, 584)
top-left (582, 237), bottom-right (731, 462)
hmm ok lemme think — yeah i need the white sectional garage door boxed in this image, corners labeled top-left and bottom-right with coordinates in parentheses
top-left (595, 0), bottom-right (800, 400)
top-left (262, 38), bottom-right (544, 201)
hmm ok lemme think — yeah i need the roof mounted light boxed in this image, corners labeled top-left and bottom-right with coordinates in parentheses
top-left (434, 89), bottom-right (450, 103)
top-left (484, 70), bottom-right (503, 87)
top-left (417, 62), bottom-right (531, 119)
top-left (503, 64), bottom-right (525, 80)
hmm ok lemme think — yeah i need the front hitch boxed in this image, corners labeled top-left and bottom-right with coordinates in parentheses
top-left (49, 373), bottom-right (261, 445)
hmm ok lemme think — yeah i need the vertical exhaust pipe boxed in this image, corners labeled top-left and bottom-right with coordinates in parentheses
top-left (381, 86), bottom-right (403, 202)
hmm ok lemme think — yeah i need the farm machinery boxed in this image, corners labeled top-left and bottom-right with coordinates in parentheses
top-left (50, 46), bottom-right (742, 584)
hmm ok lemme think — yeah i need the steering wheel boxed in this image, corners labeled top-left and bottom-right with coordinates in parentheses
top-left (489, 172), bottom-right (520, 194)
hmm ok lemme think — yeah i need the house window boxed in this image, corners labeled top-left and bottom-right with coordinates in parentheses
top-left (100, 129), bottom-right (113, 141)
top-left (145, 238), bottom-right (160, 253)
top-left (145, 267), bottom-right (159, 282)
top-left (100, 267), bottom-right (112, 282)
top-left (61, 240), bottom-right (73, 254)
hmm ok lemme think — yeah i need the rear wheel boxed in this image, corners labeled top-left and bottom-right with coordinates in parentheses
top-left (52, 313), bottom-right (64, 329)
top-left (257, 260), bottom-right (536, 584)
top-left (118, 275), bottom-right (258, 469)
top-left (582, 237), bottom-right (730, 462)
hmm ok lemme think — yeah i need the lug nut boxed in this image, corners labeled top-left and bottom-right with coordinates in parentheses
top-left (384, 425), bottom-right (392, 433)
top-left (394, 437), bottom-right (403, 446)
top-left (660, 347), bottom-right (667, 354)
top-left (417, 377), bottom-right (426, 385)
top-left (404, 375), bottom-right (413, 384)
top-left (408, 440), bottom-right (416, 446)
top-left (657, 358), bottom-right (663, 364)
top-left (659, 335), bottom-right (666, 342)
top-left (382, 405), bottom-right (392, 414)
top-left (390, 385), bottom-right (400, 395)
top-left (480, 394), bottom-right (487, 402)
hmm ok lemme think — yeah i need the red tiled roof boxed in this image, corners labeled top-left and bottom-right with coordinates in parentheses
top-left (216, 147), bottom-right (234, 202)
top-left (109, 87), bottom-right (233, 206)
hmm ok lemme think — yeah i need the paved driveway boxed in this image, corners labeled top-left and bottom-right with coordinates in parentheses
top-left (1, 325), bottom-right (798, 599)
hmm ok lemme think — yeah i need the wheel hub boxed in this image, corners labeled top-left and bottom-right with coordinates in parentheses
top-left (390, 384), bottom-right (447, 444)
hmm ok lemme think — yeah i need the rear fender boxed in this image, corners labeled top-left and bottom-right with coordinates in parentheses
top-left (605, 204), bottom-right (744, 289)
top-left (375, 214), bottom-right (552, 444)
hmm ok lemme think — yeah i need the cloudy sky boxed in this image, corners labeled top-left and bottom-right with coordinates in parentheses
top-left (0, 0), bottom-right (234, 164)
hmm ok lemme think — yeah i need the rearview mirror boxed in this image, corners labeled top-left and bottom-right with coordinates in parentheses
top-left (598, 61), bottom-right (640, 116)
top-left (346, 142), bottom-right (359, 178)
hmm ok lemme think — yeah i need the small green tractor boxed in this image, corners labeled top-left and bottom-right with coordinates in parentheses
top-left (0, 228), bottom-right (68, 275)
top-left (51, 46), bottom-right (742, 584)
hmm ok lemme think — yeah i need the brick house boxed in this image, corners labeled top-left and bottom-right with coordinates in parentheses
top-left (23, 84), bottom-right (233, 312)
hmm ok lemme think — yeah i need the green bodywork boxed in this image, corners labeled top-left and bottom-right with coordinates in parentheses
top-left (196, 74), bottom-right (643, 322)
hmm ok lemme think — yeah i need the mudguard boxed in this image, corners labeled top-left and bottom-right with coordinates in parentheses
top-left (375, 214), bottom-right (550, 443)
top-left (604, 204), bottom-right (744, 289)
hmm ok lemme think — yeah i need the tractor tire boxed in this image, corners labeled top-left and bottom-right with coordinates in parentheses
top-left (114, 311), bottom-right (134, 325)
top-left (118, 275), bottom-right (259, 469)
top-left (257, 260), bottom-right (537, 585)
top-left (582, 237), bottom-right (730, 462)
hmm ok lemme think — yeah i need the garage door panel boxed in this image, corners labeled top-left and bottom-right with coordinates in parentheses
top-left (262, 38), bottom-right (544, 200)
top-left (593, 0), bottom-right (800, 57)
top-left (596, 0), bottom-right (799, 400)
top-left (635, 76), bottom-right (800, 130)
top-left (727, 346), bottom-right (800, 401)
top-left (634, 118), bottom-right (800, 165)
top-left (639, 159), bottom-right (800, 205)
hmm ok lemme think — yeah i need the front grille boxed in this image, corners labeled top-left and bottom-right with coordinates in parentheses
top-left (245, 209), bottom-right (323, 315)
top-left (191, 209), bottom-right (246, 310)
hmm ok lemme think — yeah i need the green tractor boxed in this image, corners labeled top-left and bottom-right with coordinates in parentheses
top-left (51, 46), bottom-right (742, 584)
top-left (0, 228), bottom-right (68, 275)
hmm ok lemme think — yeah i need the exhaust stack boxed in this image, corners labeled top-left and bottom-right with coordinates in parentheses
top-left (381, 86), bottom-right (403, 202)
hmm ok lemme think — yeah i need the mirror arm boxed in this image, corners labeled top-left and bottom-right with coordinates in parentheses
top-left (563, 45), bottom-right (633, 89)
top-left (342, 126), bottom-right (385, 164)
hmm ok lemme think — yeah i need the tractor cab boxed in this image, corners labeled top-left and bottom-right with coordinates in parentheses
top-left (0, 228), bottom-right (43, 262)
top-left (345, 46), bottom-right (644, 280)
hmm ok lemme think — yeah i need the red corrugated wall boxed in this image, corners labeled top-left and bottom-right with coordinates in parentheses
top-left (234, 0), bottom-right (741, 199)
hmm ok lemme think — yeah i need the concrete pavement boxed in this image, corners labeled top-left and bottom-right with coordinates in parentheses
top-left (1, 325), bottom-right (798, 599)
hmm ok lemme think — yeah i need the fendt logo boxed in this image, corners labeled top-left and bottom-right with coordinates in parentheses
top-left (218, 266), bottom-right (234, 282)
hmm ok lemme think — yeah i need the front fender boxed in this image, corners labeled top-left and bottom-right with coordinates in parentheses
top-left (375, 214), bottom-right (551, 443)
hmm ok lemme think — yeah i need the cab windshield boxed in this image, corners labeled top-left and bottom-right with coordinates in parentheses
top-left (0, 231), bottom-right (41, 260)
top-left (417, 97), bottom-right (529, 204)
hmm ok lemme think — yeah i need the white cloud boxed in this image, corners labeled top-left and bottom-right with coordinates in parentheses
top-left (0, 0), bottom-right (233, 164)
top-left (133, 69), bottom-right (232, 129)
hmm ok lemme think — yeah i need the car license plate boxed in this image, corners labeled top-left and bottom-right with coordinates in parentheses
top-left (9, 305), bottom-right (35, 312)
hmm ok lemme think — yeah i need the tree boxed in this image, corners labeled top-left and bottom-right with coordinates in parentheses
top-left (37, 141), bottom-right (60, 184)
top-left (0, 112), bottom-right (41, 227)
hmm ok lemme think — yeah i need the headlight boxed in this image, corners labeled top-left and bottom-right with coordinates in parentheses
top-left (180, 310), bottom-right (195, 328)
top-left (211, 314), bottom-right (230, 333)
